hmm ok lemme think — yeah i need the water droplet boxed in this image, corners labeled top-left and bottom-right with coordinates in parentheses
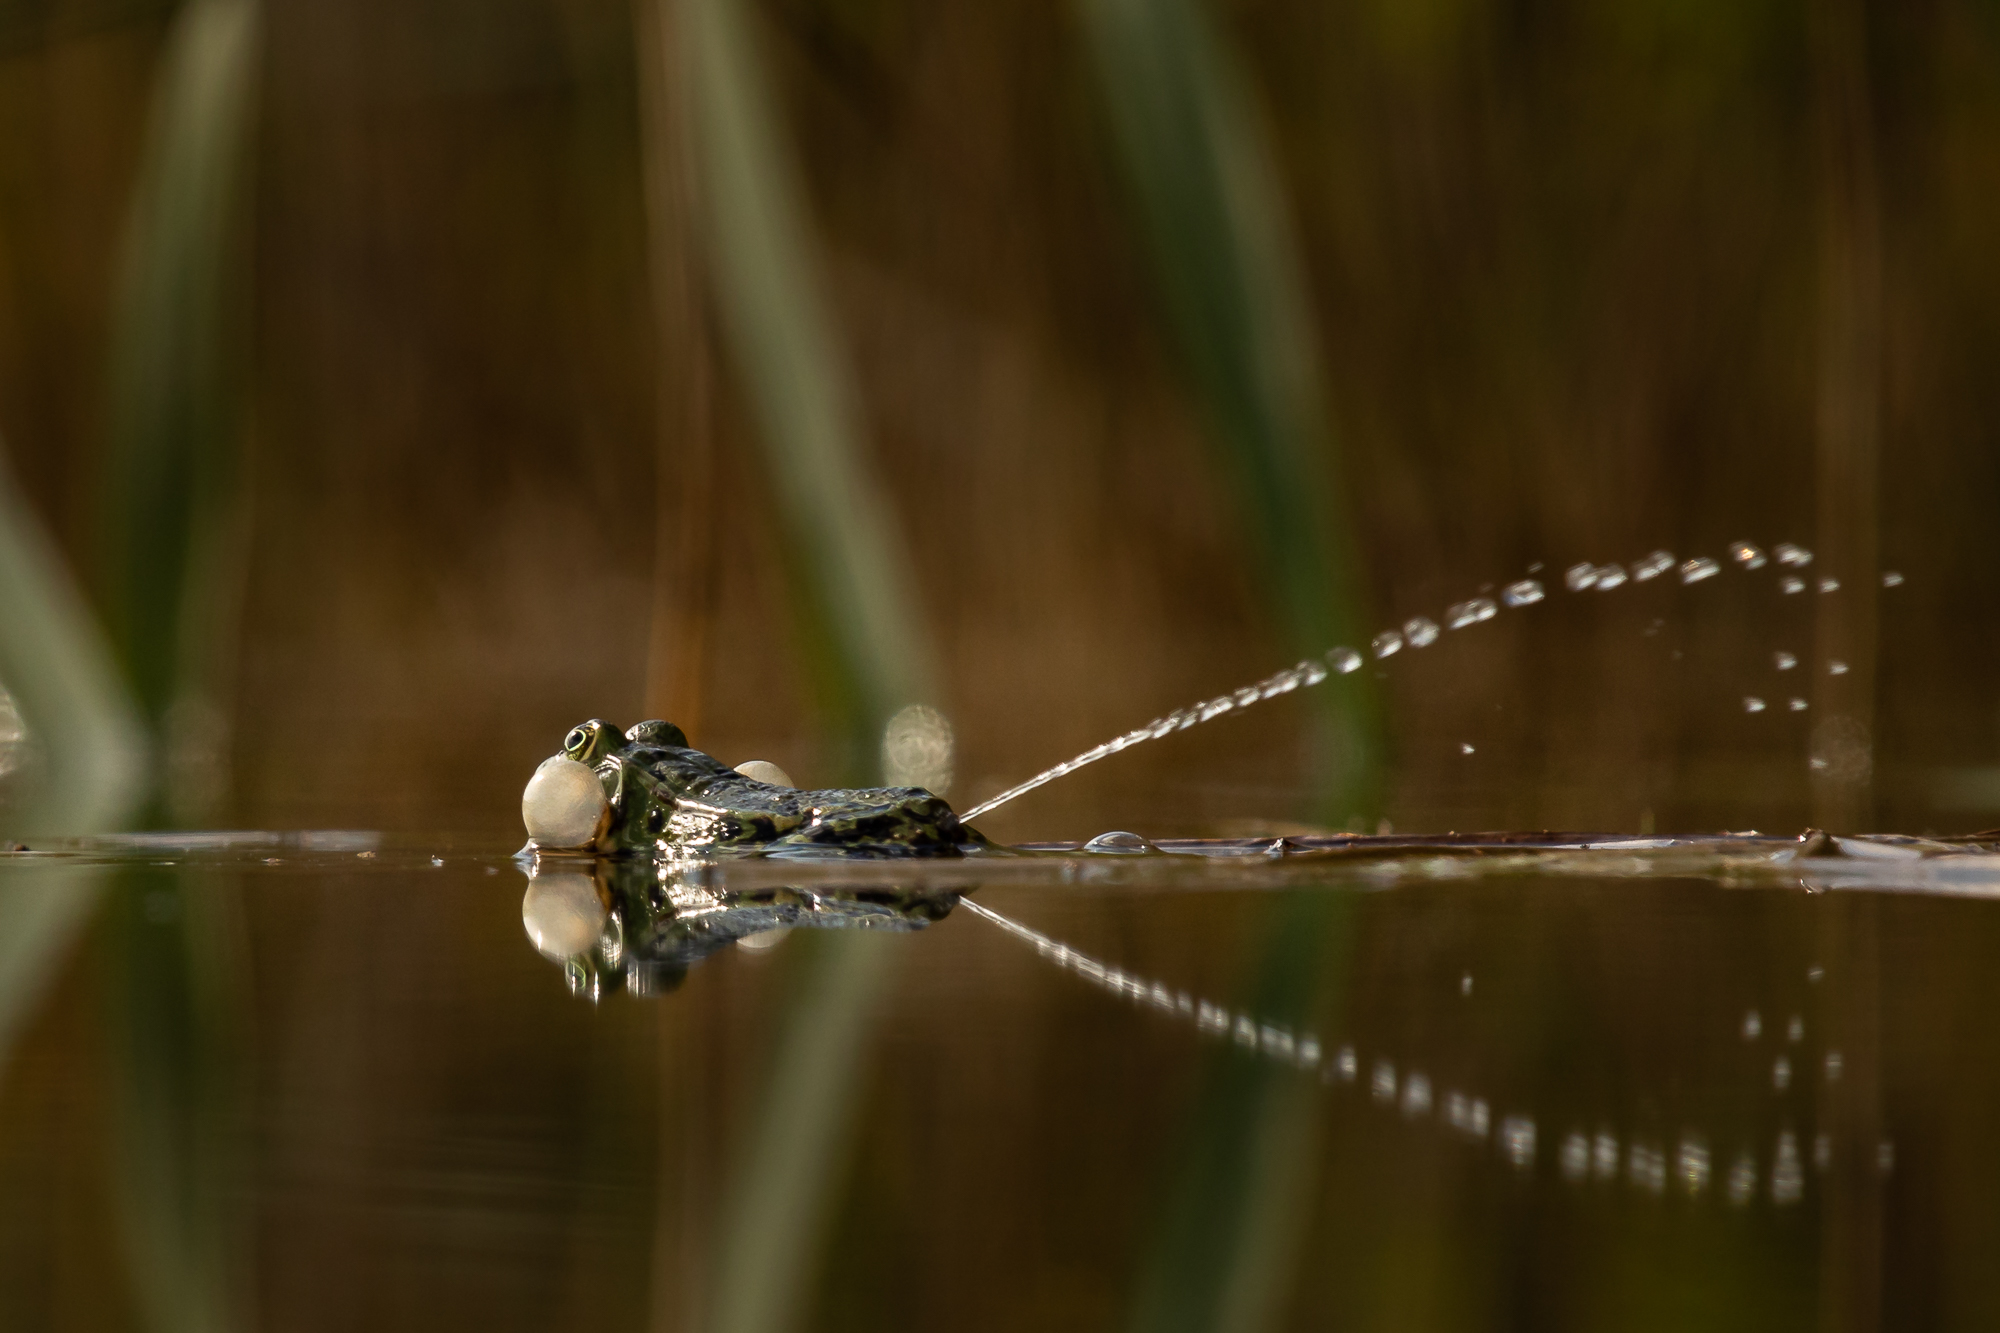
top-left (1593, 1132), bottom-right (1620, 1180)
top-left (1881, 570), bottom-right (1904, 587)
top-left (1744, 697), bottom-right (1767, 713)
top-left (1459, 742), bottom-right (1475, 755)
top-left (1774, 651), bottom-right (1797, 670)
top-left (1773, 1056), bottom-right (1792, 1090)
top-left (430, 856), bottom-right (444, 867)
top-left (1814, 1134), bottom-right (1832, 1172)
top-left (1336, 1046), bottom-right (1357, 1081)
top-left (1593, 564), bottom-right (1629, 591)
top-left (1807, 964), bottom-right (1824, 982)
top-left (1371, 1060), bottom-right (1397, 1102)
top-left (1631, 550), bottom-right (1675, 581)
top-left (1198, 696), bottom-right (1234, 722)
top-left (1743, 1010), bottom-right (1763, 1040)
top-left (1828, 660), bottom-right (1849, 675)
top-left (1680, 556), bottom-right (1721, 584)
top-left (1727, 1154), bottom-right (1758, 1205)
top-left (1083, 830), bottom-right (1153, 854)
top-left (1825, 1051), bottom-right (1844, 1081)
top-left (1233, 686), bottom-right (1261, 707)
top-left (1502, 1117), bottom-right (1536, 1168)
top-left (1678, 1137), bottom-right (1711, 1194)
top-left (1775, 543), bottom-right (1814, 567)
top-left (1460, 972), bottom-right (1474, 994)
top-left (1818, 576), bottom-right (1841, 593)
top-left (1877, 1141), bottom-right (1895, 1175)
top-left (1445, 597), bottom-right (1498, 629)
top-left (1371, 630), bottom-right (1403, 659)
top-left (1787, 1015), bottom-right (1803, 1042)
top-left (1629, 1143), bottom-right (1667, 1193)
top-left (1788, 698), bottom-right (1809, 712)
top-left (1565, 561), bottom-right (1598, 592)
top-left (1501, 578), bottom-right (1545, 607)
top-left (1730, 541), bottom-right (1768, 569)
top-left (1780, 575), bottom-right (1806, 594)
top-left (1560, 1132), bottom-right (1590, 1180)
top-left (1328, 647), bottom-right (1362, 674)
top-left (1404, 617), bottom-right (1440, 648)
top-left (1402, 1071), bottom-right (1433, 1117)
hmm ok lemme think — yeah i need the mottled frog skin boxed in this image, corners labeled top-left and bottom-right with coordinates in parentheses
top-left (560, 718), bottom-right (983, 857)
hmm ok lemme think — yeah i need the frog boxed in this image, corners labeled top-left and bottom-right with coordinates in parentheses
top-left (521, 855), bottom-right (962, 996)
top-left (522, 718), bottom-right (986, 858)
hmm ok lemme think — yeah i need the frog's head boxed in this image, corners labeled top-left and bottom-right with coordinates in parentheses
top-left (523, 718), bottom-right (694, 853)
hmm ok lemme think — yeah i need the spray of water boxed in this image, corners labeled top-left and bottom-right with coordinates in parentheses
top-left (960, 541), bottom-right (1903, 822)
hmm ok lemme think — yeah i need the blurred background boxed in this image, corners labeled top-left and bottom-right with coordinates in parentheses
top-left (5, 0), bottom-right (2000, 846)
top-left (3, 1), bottom-right (2000, 1329)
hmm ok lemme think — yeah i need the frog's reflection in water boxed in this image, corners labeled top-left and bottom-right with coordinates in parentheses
top-left (519, 856), bottom-right (961, 996)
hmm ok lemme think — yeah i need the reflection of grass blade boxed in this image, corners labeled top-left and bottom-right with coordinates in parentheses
top-left (0, 452), bottom-right (144, 1066)
top-left (107, 868), bottom-right (255, 1333)
top-left (1078, 0), bottom-right (1378, 815)
top-left (710, 930), bottom-right (896, 1333)
top-left (683, 0), bottom-right (939, 780)
top-left (1129, 894), bottom-right (1349, 1333)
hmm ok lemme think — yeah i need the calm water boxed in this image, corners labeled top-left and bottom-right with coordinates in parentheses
top-left (1, 834), bottom-right (1995, 1331)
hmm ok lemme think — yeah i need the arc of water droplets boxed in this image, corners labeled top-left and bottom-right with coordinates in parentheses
top-left (962, 895), bottom-right (1888, 1205)
top-left (963, 538), bottom-right (1906, 822)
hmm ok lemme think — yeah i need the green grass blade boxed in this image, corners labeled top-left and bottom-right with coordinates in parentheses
top-left (682, 0), bottom-right (941, 780)
top-left (1079, 0), bottom-right (1380, 816)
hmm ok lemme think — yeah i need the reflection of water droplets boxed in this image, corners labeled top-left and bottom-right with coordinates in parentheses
top-left (1681, 557), bottom-right (1721, 583)
top-left (1789, 698), bottom-right (1809, 712)
top-left (1629, 1143), bottom-right (1667, 1194)
top-left (1402, 1072), bottom-right (1433, 1117)
top-left (1829, 660), bottom-right (1849, 676)
top-left (1631, 550), bottom-right (1675, 581)
top-left (1328, 647), bottom-right (1362, 674)
top-left (1372, 1061), bottom-right (1397, 1102)
top-left (1743, 1010), bottom-right (1762, 1040)
top-left (1336, 1046), bottom-right (1357, 1081)
top-left (1825, 1050), bottom-right (1844, 1081)
top-left (1372, 630), bottom-right (1403, 659)
top-left (1774, 651), bottom-right (1798, 670)
top-left (1593, 564), bottom-right (1629, 591)
top-left (1744, 697), bottom-right (1767, 713)
top-left (1405, 617), bottom-right (1441, 648)
top-left (1818, 576), bottom-right (1841, 593)
top-left (1678, 1137), bottom-right (1711, 1195)
top-left (1501, 579), bottom-right (1545, 607)
top-left (1561, 1132), bottom-right (1590, 1181)
top-left (1593, 1132), bottom-right (1620, 1180)
top-left (1730, 541), bottom-right (1768, 570)
top-left (1083, 830), bottom-right (1153, 854)
top-left (1787, 1015), bottom-right (1804, 1042)
top-left (1459, 743), bottom-right (1475, 755)
top-left (1445, 598), bottom-right (1498, 629)
top-left (1882, 570), bottom-right (1904, 587)
top-left (1501, 1118), bottom-right (1536, 1168)
top-left (1727, 1154), bottom-right (1758, 1205)
top-left (1565, 562), bottom-right (1599, 592)
top-left (1773, 1057), bottom-right (1792, 1090)
top-left (1775, 543), bottom-right (1814, 566)
top-left (1780, 576), bottom-right (1806, 594)
top-left (1773, 1132), bottom-right (1804, 1204)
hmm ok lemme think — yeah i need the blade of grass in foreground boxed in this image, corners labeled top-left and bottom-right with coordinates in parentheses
top-left (97, 1), bottom-right (264, 1329)
top-left (1078, 0), bottom-right (1380, 821)
top-left (0, 448), bottom-right (146, 1066)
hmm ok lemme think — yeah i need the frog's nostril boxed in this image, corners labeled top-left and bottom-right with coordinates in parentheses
top-left (523, 756), bottom-right (609, 847)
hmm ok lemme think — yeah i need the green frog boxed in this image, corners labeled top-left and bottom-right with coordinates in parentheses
top-left (522, 718), bottom-right (984, 858)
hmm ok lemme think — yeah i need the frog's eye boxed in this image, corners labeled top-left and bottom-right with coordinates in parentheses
top-left (563, 726), bottom-right (591, 757)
